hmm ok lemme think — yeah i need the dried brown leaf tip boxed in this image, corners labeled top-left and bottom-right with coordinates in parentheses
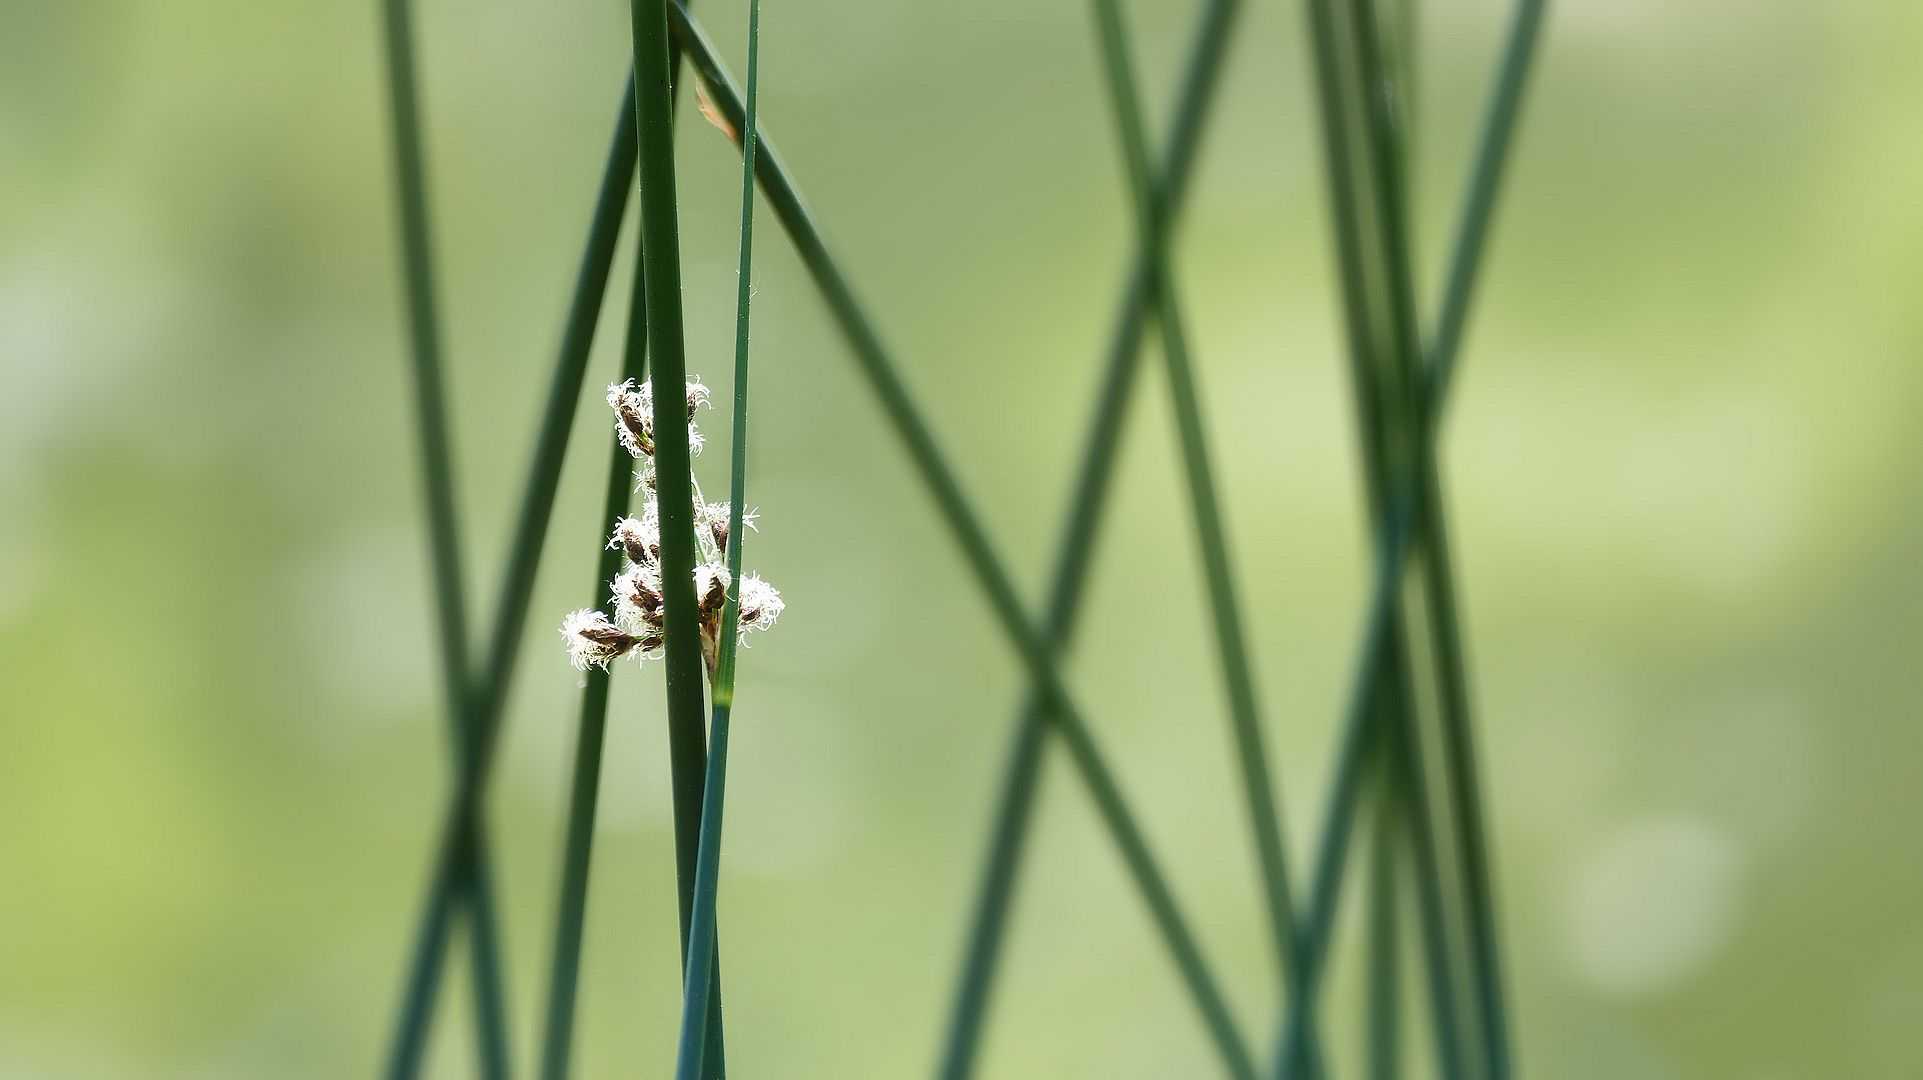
top-left (696, 80), bottom-right (740, 144)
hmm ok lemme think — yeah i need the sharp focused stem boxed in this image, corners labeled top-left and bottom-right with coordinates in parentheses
top-left (675, 0), bottom-right (761, 1074)
top-left (383, 48), bottom-right (684, 1080)
top-left (669, 7), bottom-right (1254, 1074)
top-left (626, 1), bottom-right (729, 1075)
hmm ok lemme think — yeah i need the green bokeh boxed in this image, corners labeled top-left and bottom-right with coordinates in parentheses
top-left (3, 0), bottom-right (1920, 1076)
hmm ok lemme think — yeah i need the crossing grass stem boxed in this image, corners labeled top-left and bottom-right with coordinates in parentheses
top-left (674, 0), bottom-right (761, 1075)
top-left (377, 0), bottom-right (510, 1070)
top-left (1271, 0), bottom-right (1546, 1074)
top-left (669, 6), bottom-right (1257, 1074)
top-left (935, 0), bottom-right (1250, 1074)
top-left (1091, 0), bottom-right (1303, 1004)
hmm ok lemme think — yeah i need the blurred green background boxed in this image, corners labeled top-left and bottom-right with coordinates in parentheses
top-left (4, 0), bottom-right (1921, 1075)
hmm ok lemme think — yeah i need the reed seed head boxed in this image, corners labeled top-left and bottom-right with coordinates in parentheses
top-left (561, 609), bottom-right (641, 671)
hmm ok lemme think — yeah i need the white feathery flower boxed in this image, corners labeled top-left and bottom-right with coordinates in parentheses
top-left (611, 563), bottom-right (666, 634)
top-left (609, 511), bottom-right (661, 567)
top-left (608, 379), bottom-right (654, 458)
top-left (694, 561), bottom-right (731, 616)
top-left (702, 501), bottom-right (759, 554)
top-left (735, 573), bottom-right (785, 635)
top-left (560, 608), bottom-right (637, 671)
top-left (683, 378), bottom-right (711, 456)
top-left (564, 377), bottom-right (783, 677)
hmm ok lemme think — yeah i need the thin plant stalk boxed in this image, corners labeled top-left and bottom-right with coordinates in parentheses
top-left (1279, 0), bottom-right (1472, 1070)
top-left (377, 0), bottom-right (509, 1071)
top-left (1271, 513), bottom-right (1405, 1079)
top-left (533, 79), bottom-right (646, 1080)
top-left (536, 33), bottom-right (706, 1074)
top-left (669, 9), bottom-right (1254, 1074)
top-left (625, 1), bottom-right (730, 1076)
top-left (1366, 781), bottom-right (1400, 1080)
top-left (1092, 0), bottom-right (1302, 1006)
top-left (1349, 0), bottom-right (1496, 1069)
top-left (1272, 0), bottom-right (1546, 1073)
top-left (674, 0), bottom-right (761, 1075)
top-left (1300, 0), bottom-right (1481, 1070)
top-left (937, 1), bottom-right (1243, 1074)
top-left (382, 59), bottom-right (669, 1080)
top-left (1406, 9), bottom-right (1550, 1077)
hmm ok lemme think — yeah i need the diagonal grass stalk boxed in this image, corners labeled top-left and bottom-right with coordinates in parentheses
top-left (1349, 0), bottom-right (1514, 1069)
top-left (672, 5), bottom-right (760, 1074)
top-left (536, 29), bottom-right (708, 1073)
top-left (1092, 0), bottom-right (1301, 1002)
top-left (532, 78), bottom-right (644, 1080)
top-left (1270, 511), bottom-right (1412, 1080)
top-left (1407, 10), bottom-right (1550, 1076)
top-left (376, 0), bottom-right (510, 1071)
top-left (670, 8), bottom-right (1255, 1074)
top-left (1365, 781), bottom-right (1401, 1080)
top-left (1273, 0), bottom-right (1474, 1070)
top-left (381, 55), bottom-right (683, 1080)
top-left (625, 3), bottom-right (729, 1076)
top-left (937, 1), bottom-right (1245, 1074)
top-left (1272, 0), bottom-right (1546, 1074)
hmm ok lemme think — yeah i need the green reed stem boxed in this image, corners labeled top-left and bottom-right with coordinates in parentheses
top-left (377, 0), bottom-right (510, 1072)
top-left (1311, 0), bottom-right (1480, 1072)
top-left (1273, 0), bottom-right (1546, 1074)
top-left (1409, 9), bottom-right (1548, 1076)
top-left (1426, 0), bottom-right (1546, 414)
top-left (532, 79), bottom-right (644, 1080)
top-left (1094, 0), bottom-right (1302, 1019)
top-left (383, 56), bottom-right (682, 1080)
top-left (1352, 0), bottom-right (1506, 1069)
top-left (671, 8), bottom-right (1254, 1073)
top-left (1271, 513), bottom-right (1404, 1080)
top-left (1365, 780), bottom-right (1400, 1080)
top-left (1271, 0), bottom-right (1464, 1071)
top-left (674, 0), bottom-right (760, 1075)
top-left (937, 2), bottom-right (1243, 1075)
top-left (1383, 667), bottom-right (1469, 1080)
top-left (627, 2), bottom-right (730, 1075)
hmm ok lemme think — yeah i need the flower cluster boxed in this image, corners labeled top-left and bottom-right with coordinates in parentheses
top-left (561, 378), bottom-right (784, 676)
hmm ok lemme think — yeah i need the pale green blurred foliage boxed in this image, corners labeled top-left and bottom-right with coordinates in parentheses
top-left (3, 0), bottom-right (1921, 1076)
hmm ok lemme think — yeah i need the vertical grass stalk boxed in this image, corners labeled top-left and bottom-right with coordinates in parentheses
top-left (626, 1), bottom-right (729, 1075)
top-left (1365, 782), bottom-right (1400, 1080)
top-left (1348, 0), bottom-right (1498, 1070)
top-left (674, 0), bottom-right (762, 1075)
top-left (1272, 0), bottom-right (1546, 1074)
top-left (538, 27), bottom-right (708, 1070)
top-left (383, 56), bottom-right (675, 1080)
top-left (1408, 9), bottom-right (1549, 1078)
top-left (666, 9), bottom-right (1254, 1073)
top-left (1271, 517), bottom-right (1404, 1080)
